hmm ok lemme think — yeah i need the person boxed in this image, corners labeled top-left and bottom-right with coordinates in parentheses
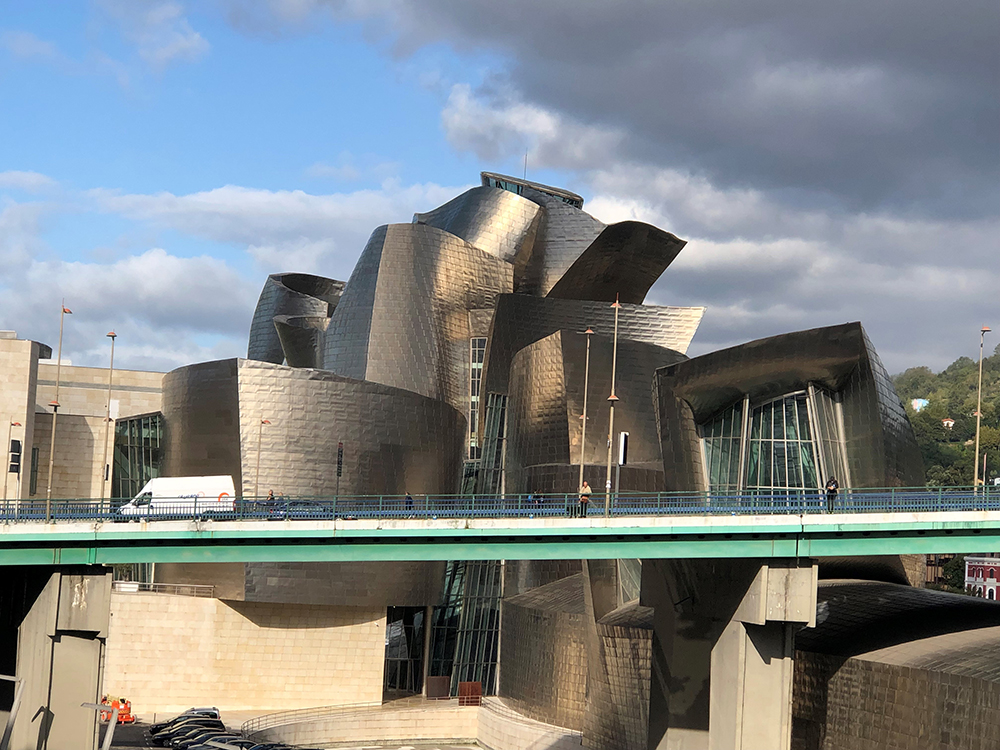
top-left (266, 489), bottom-right (274, 502)
top-left (579, 481), bottom-right (592, 517)
top-left (405, 492), bottom-right (414, 514)
top-left (825, 477), bottom-right (839, 511)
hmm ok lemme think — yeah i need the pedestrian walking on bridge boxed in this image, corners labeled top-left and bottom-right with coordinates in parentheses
top-left (579, 481), bottom-right (592, 518)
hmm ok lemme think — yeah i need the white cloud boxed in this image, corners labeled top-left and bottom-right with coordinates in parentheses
top-left (442, 83), bottom-right (622, 171)
top-left (0, 171), bottom-right (59, 193)
top-left (89, 180), bottom-right (468, 277)
top-left (96, 0), bottom-right (209, 69)
top-left (0, 30), bottom-right (60, 60)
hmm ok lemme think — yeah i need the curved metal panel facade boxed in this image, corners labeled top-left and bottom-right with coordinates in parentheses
top-left (248, 273), bottom-right (345, 365)
top-left (413, 185), bottom-right (542, 276)
top-left (546, 221), bottom-right (687, 304)
top-left (500, 574), bottom-right (588, 730)
top-left (481, 294), bottom-right (704, 400)
top-left (162, 359), bottom-right (244, 493)
top-left (323, 223), bottom-right (513, 414)
top-left (163, 358), bottom-right (465, 498)
top-left (273, 315), bottom-right (329, 369)
top-left (504, 331), bottom-right (685, 494)
top-left (516, 187), bottom-right (606, 297)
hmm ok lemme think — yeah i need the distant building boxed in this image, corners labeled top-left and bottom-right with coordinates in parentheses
top-left (966, 555), bottom-right (1000, 599)
top-left (942, 417), bottom-right (956, 429)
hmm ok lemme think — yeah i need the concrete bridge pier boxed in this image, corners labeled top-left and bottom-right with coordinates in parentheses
top-left (3, 566), bottom-right (112, 750)
top-left (643, 558), bottom-right (817, 750)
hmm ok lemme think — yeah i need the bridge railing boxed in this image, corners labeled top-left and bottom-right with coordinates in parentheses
top-left (0, 486), bottom-right (995, 524)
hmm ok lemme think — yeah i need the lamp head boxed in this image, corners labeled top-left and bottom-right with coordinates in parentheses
top-left (983, 326), bottom-right (992, 333)
top-left (107, 331), bottom-right (117, 339)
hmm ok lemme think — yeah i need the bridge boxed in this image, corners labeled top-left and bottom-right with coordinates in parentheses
top-left (1, 488), bottom-right (999, 565)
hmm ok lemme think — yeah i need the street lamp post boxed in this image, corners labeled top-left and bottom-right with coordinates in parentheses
top-left (253, 418), bottom-right (271, 500)
top-left (974, 326), bottom-right (992, 488)
top-left (45, 301), bottom-right (72, 522)
top-left (3, 421), bottom-right (21, 504)
top-left (578, 329), bottom-right (595, 497)
top-left (604, 295), bottom-right (622, 517)
top-left (99, 332), bottom-right (117, 502)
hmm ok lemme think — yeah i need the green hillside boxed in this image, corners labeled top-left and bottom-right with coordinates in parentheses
top-left (892, 345), bottom-right (1000, 486)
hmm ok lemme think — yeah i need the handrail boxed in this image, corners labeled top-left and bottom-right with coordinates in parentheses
top-left (0, 485), bottom-right (995, 525)
top-left (110, 581), bottom-right (215, 597)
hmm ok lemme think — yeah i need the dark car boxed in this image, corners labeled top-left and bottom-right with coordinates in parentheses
top-left (151, 719), bottom-right (226, 746)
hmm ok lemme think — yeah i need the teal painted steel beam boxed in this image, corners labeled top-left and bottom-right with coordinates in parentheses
top-left (3, 514), bottom-right (1000, 565)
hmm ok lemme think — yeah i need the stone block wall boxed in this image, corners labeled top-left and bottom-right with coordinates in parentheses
top-left (31, 414), bottom-right (104, 499)
top-left (0, 336), bottom-right (40, 501)
top-left (35, 364), bottom-right (163, 419)
top-left (103, 592), bottom-right (385, 713)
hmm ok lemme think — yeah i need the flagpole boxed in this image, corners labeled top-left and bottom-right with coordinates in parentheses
top-left (45, 301), bottom-right (71, 521)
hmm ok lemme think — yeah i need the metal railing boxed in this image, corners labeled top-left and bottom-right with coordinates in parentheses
top-left (0, 486), bottom-right (996, 525)
top-left (110, 581), bottom-right (216, 597)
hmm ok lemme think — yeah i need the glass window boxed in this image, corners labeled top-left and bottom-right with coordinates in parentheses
top-left (112, 413), bottom-right (163, 500)
top-left (701, 400), bottom-right (743, 494)
top-left (469, 338), bottom-right (487, 460)
top-left (744, 393), bottom-right (820, 498)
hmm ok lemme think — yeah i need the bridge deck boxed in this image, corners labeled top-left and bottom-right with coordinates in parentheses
top-left (1, 510), bottom-right (998, 565)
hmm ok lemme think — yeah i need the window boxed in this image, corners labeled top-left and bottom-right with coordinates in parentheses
top-left (702, 401), bottom-right (743, 495)
top-left (29, 447), bottom-right (39, 496)
top-left (699, 387), bottom-right (843, 497)
top-left (112, 413), bottom-right (163, 500)
top-left (745, 393), bottom-right (819, 497)
top-left (991, 570), bottom-right (996, 580)
top-left (469, 338), bottom-right (487, 459)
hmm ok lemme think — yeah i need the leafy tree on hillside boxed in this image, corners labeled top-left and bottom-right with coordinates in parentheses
top-left (893, 344), bottom-right (1000, 486)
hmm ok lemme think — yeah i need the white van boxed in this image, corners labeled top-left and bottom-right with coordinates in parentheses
top-left (117, 476), bottom-right (236, 519)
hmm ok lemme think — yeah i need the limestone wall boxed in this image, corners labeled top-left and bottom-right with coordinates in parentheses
top-left (103, 591), bottom-right (385, 714)
top-left (0, 337), bottom-right (40, 501)
top-left (35, 364), bottom-right (163, 419)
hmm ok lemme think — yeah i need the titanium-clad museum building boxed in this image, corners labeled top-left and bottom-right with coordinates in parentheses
top-left (13, 172), bottom-right (1000, 750)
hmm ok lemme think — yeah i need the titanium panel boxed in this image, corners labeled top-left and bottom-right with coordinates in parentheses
top-left (413, 186), bottom-right (542, 287)
top-left (516, 186), bottom-right (606, 297)
top-left (481, 294), bottom-right (704, 400)
top-left (323, 223), bottom-right (513, 415)
top-left (162, 359), bottom-right (244, 493)
top-left (653, 322), bottom-right (924, 492)
top-left (500, 573), bottom-right (588, 730)
top-left (504, 331), bottom-right (685, 494)
top-left (546, 221), bottom-right (687, 304)
top-left (248, 273), bottom-right (344, 364)
top-left (273, 314), bottom-right (329, 369)
top-left (243, 561), bottom-right (446, 607)
top-left (163, 358), bottom-right (465, 498)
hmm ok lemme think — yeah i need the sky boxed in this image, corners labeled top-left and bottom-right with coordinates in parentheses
top-left (0, 0), bottom-right (997, 374)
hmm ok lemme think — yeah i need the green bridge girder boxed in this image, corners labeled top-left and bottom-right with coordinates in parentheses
top-left (1, 513), bottom-right (1000, 565)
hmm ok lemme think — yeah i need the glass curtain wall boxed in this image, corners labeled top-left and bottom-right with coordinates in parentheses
top-left (384, 606), bottom-right (426, 695)
top-left (477, 394), bottom-right (507, 495)
top-left (469, 338), bottom-right (487, 459)
top-left (745, 393), bottom-right (819, 498)
top-left (428, 560), bottom-right (502, 696)
top-left (112, 413), bottom-right (163, 500)
top-left (701, 388), bottom-right (843, 497)
top-left (702, 401), bottom-right (744, 495)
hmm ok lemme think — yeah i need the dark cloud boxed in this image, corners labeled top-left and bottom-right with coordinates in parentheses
top-left (326, 0), bottom-right (998, 218)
